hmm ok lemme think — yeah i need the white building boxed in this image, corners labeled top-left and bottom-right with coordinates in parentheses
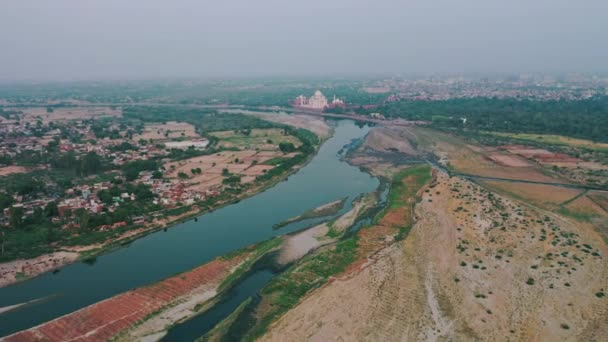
top-left (295, 90), bottom-right (328, 109)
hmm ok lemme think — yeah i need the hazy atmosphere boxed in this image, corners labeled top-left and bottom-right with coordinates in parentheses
top-left (1, 2), bottom-right (608, 341)
top-left (1, 0), bottom-right (607, 81)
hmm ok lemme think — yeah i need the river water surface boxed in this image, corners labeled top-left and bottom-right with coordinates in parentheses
top-left (0, 120), bottom-right (379, 337)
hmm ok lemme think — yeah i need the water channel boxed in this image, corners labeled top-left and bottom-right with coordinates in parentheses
top-left (0, 120), bottom-right (379, 337)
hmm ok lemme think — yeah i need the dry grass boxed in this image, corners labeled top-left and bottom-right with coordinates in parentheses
top-left (488, 132), bottom-right (608, 152)
top-left (262, 173), bottom-right (608, 341)
top-left (482, 181), bottom-right (582, 208)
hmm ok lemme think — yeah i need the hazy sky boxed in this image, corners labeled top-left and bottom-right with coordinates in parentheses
top-left (1, 0), bottom-right (607, 81)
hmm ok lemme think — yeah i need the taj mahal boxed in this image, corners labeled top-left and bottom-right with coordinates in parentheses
top-left (294, 90), bottom-right (344, 110)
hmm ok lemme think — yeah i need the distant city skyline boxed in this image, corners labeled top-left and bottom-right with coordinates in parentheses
top-left (1, 0), bottom-right (607, 81)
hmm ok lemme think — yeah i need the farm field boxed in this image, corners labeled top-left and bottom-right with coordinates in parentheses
top-left (413, 128), bottom-right (566, 183)
top-left (134, 121), bottom-right (197, 141)
top-left (164, 150), bottom-right (298, 192)
top-left (485, 131), bottom-right (608, 152)
top-left (209, 128), bottom-right (301, 151)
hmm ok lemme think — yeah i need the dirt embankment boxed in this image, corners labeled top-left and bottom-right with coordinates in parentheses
top-left (0, 252), bottom-right (79, 288)
top-left (2, 240), bottom-right (279, 342)
top-left (363, 126), bottom-right (419, 156)
top-left (261, 172), bottom-right (608, 341)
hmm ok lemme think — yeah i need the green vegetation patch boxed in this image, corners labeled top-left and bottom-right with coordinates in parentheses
top-left (247, 236), bottom-right (358, 338)
top-left (197, 297), bottom-right (253, 342)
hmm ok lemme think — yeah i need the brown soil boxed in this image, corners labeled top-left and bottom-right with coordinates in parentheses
top-left (4, 256), bottom-right (242, 342)
top-left (363, 127), bottom-right (419, 155)
top-left (483, 181), bottom-right (582, 208)
top-left (488, 154), bottom-right (532, 167)
top-left (261, 173), bottom-right (608, 341)
top-left (0, 166), bottom-right (28, 176)
top-left (0, 252), bottom-right (79, 288)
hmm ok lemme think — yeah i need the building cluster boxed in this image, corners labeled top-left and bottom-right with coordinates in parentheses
top-left (0, 116), bottom-right (218, 230)
top-left (294, 90), bottom-right (345, 110)
top-left (376, 74), bottom-right (608, 102)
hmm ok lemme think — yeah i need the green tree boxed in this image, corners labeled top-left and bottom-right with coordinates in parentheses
top-left (45, 201), bottom-right (59, 217)
top-left (9, 206), bottom-right (24, 229)
top-left (74, 208), bottom-right (90, 231)
top-left (279, 142), bottom-right (296, 153)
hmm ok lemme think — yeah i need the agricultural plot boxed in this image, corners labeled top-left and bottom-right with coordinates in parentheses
top-left (209, 128), bottom-right (301, 151)
top-left (486, 132), bottom-right (608, 153)
top-left (164, 150), bottom-right (298, 192)
top-left (134, 121), bottom-right (198, 141)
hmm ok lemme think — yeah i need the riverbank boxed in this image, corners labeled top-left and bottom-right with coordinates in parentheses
top-left (0, 128), bottom-right (327, 289)
top-left (2, 238), bottom-right (282, 342)
top-left (0, 120), bottom-right (376, 339)
top-left (277, 193), bottom-right (378, 265)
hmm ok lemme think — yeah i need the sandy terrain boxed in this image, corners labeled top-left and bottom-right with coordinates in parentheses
top-left (134, 121), bottom-right (197, 141)
top-left (0, 251), bottom-right (79, 288)
top-left (0, 166), bottom-right (28, 176)
top-left (277, 223), bottom-right (330, 265)
top-left (278, 195), bottom-right (377, 265)
top-left (565, 195), bottom-right (607, 217)
top-left (222, 109), bottom-right (332, 140)
top-left (363, 126), bottom-right (419, 155)
top-left (488, 153), bottom-right (532, 167)
top-left (261, 172), bottom-right (608, 341)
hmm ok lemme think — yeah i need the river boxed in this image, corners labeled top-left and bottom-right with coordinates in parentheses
top-left (0, 120), bottom-right (379, 338)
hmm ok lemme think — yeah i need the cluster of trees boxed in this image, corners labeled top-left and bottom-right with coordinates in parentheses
top-left (256, 127), bottom-right (317, 182)
top-left (121, 159), bottom-right (160, 181)
top-left (91, 121), bottom-right (122, 139)
top-left (368, 96), bottom-right (608, 142)
top-left (279, 142), bottom-right (296, 153)
top-left (191, 167), bottom-right (202, 174)
top-left (51, 151), bottom-right (107, 177)
top-left (122, 106), bottom-right (275, 133)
